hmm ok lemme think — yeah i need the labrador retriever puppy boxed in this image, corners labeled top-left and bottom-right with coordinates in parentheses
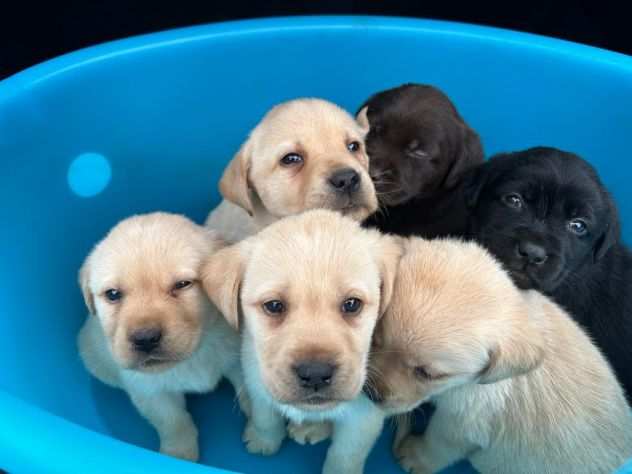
top-left (203, 210), bottom-right (401, 474)
top-left (369, 238), bottom-right (632, 474)
top-left (78, 212), bottom-right (247, 461)
top-left (205, 98), bottom-right (378, 242)
top-left (357, 84), bottom-right (483, 237)
top-left (465, 146), bottom-right (632, 401)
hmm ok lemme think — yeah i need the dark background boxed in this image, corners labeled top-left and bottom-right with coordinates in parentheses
top-left (0, 0), bottom-right (629, 79)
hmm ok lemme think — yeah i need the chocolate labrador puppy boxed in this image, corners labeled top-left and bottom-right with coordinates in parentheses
top-left (357, 83), bottom-right (484, 237)
top-left (465, 146), bottom-right (632, 401)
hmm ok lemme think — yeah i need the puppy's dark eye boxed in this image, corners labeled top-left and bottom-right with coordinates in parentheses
top-left (568, 219), bottom-right (588, 235)
top-left (341, 297), bottom-right (363, 314)
top-left (280, 153), bottom-right (304, 166)
top-left (502, 193), bottom-right (523, 209)
top-left (263, 300), bottom-right (286, 316)
top-left (347, 141), bottom-right (361, 152)
top-left (414, 366), bottom-right (431, 379)
top-left (104, 289), bottom-right (123, 302)
top-left (172, 280), bottom-right (193, 291)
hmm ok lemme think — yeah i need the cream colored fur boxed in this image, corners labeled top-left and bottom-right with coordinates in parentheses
top-left (202, 210), bottom-right (401, 474)
top-left (369, 238), bottom-right (632, 474)
top-left (77, 212), bottom-right (248, 461)
top-left (205, 98), bottom-right (377, 241)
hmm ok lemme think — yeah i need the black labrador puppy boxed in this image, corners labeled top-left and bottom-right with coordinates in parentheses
top-left (465, 146), bottom-right (632, 401)
top-left (358, 83), bottom-right (484, 237)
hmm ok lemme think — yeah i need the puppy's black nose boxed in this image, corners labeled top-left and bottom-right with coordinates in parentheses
top-left (329, 168), bottom-right (361, 193)
top-left (516, 241), bottom-right (548, 265)
top-left (129, 327), bottom-right (162, 353)
top-left (293, 361), bottom-right (336, 391)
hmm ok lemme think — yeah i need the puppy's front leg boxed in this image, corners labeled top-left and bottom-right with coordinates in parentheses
top-left (288, 420), bottom-right (333, 445)
top-left (323, 397), bottom-right (384, 474)
top-left (129, 390), bottom-right (198, 461)
top-left (396, 417), bottom-right (473, 474)
top-left (242, 395), bottom-right (286, 455)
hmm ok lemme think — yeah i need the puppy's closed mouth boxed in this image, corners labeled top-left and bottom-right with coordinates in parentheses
top-left (295, 395), bottom-right (342, 411)
top-left (136, 355), bottom-right (179, 371)
top-left (336, 198), bottom-right (369, 215)
top-left (340, 203), bottom-right (361, 213)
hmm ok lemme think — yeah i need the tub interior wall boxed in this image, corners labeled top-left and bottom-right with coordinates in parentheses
top-left (1, 21), bottom-right (631, 473)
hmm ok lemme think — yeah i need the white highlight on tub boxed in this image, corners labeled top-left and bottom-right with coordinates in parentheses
top-left (68, 152), bottom-right (112, 197)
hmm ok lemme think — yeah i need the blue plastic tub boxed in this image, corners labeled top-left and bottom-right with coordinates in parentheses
top-left (1, 16), bottom-right (631, 474)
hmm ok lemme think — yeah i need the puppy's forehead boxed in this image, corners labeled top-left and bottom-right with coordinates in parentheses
top-left (243, 211), bottom-right (380, 296)
top-left (257, 99), bottom-right (363, 144)
top-left (388, 239), bottom-right (516, 342)
top-left (90, 213), bottom-right (212, 286)
top-left (499, 164), bottom-right (604, 211)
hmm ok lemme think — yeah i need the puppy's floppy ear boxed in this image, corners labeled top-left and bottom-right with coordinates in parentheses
top-left (478, 304), bottom-right (545, 384)
top-left (444, 125), bottom-right (484, 189)
top-left (78, 258), bottom-right (95, 315)
top-left (219, 140), bottom-right (254, 215)
top-left (463, 161), bottom-right (491, 209)
top-left (201, 241), bottom-right (251, 330)
top-left (356, 106), bottom-right (370, 134)
top-left (593, 193), bottom-right (620, 262)
top-left (374, 234), bottom-right (404, 317)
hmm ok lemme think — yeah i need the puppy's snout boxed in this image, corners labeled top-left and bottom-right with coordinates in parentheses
top-left (328, 168), bottom-right (361, 194)
top-left (293, 360), bottom-right (337, 391)
top-left (516, 241), bottom-right (548, 265)
top-left (129, 326), bottom-right (163, 353)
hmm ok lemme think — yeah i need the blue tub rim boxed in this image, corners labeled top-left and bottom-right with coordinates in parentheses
top-left (2, 15), bottom-right (632, 100)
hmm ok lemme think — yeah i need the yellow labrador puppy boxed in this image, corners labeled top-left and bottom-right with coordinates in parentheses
top-left (78, 212), bottom-right (247, 461)
top-left (205, 98), bottom-right (378, 241)
top-left (203, 210), bottom-right (401, 474)
top-left (369, 238), bottom-right (632, 474)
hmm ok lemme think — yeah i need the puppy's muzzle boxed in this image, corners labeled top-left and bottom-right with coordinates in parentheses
top-left (128, 326), bottom-right (163, 354)
top-left (293, 360), bottom-right (337, 392)
top-left (328, 168), bottom-right (361, 195)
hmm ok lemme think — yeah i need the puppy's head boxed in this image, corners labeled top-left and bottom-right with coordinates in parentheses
top-left (357, 84), bottom-right (483, 207)
top-left (79, 213), bottom-right (223, 372)
top-left (220, 99), bottom-right (378, 224)
top-left (465, 147), bottom-right (619, 293)
top-left (203, 210), bottom-right (401, 412)
top-left (367, 239), bottom-right (544, 415)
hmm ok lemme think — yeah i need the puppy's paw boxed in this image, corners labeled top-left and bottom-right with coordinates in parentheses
top-left (395, 436), bottom-right (431, 474)
top-left (243, 420), bottom-right (285, 455)
top-left (161, 439), bottom-right (199, 462)
top-left (160, 421), bottom-right (199, 462)
top-left (288, 420), bottom-right (332, 445)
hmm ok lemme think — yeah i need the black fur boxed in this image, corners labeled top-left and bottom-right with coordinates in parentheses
top-left (465, 146), bottom-right (632, 401)
top-left (360, 83), bottom-right (484, 237)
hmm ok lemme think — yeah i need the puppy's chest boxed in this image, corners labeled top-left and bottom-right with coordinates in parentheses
top-left (280, 395), bottom-right (376, 425)
top-left (124, 353), bottom-right (225, 394)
